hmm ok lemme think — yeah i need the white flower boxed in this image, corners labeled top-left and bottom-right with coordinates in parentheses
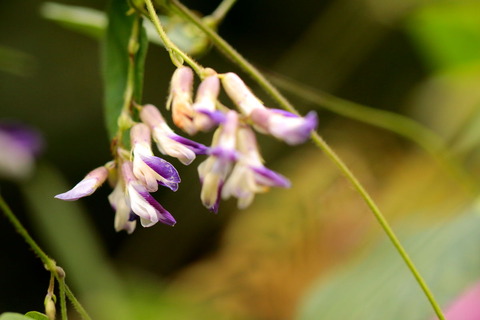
top-left (222, 126), bottom-right (290, 209)
top-left (130, 123), bottom-right (181, 192)
top-left (108, 181), bottom-right (137, 234)
top-left (198, 111), bottom-right (239, 212)
top-left (140, 104), bottom-right (208, 165)
top-left (121, 161), bottom-right (176, 227)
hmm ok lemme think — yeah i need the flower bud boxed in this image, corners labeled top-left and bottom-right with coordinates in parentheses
top-left (55, 166), bottom-right (109, 201)
top-left (168, 67), bottom-right (197, 135)
top-left (192, 75), bottom-right (220, 131)
top-left (221, 72), bottom-right (264, 116)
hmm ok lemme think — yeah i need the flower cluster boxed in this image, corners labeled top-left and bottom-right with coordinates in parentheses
top-left (55, 67), bottom-right (317, 233)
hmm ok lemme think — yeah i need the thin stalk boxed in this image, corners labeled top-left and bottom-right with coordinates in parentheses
top-left (208, 0), bottom-right (238, 25)
top-left (58, 276), bottom-right (68, 320)
top-left (0, 193), bottom-right (52, 268)
top-left (144, 0), bottom-right (204, 74)
top-left (311, 133), bottom-right (445, 319)
top-left (65, 285), bottom-right (92, 320)
top-left (0, 194), bottom-right (92, 320)
top-left (167, 1), bottom-right (446, 318)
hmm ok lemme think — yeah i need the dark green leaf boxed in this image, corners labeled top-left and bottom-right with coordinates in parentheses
top-left (24, 312), bottom-right (49, 320)
top-left (102, 0), bottom-right (148, 139)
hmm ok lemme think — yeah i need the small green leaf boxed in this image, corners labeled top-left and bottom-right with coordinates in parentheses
top-left (24, 312), bottom-right (49, 320)
top-left (102, 0), bottom-right (148, 139)
top-left (0, 313), bottom-right (35, 320)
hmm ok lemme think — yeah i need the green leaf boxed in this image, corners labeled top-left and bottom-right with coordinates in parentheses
top-left (0, 313), bottom-right (35, 320)
top-left (40, 2), bottom-right (106, 39)
top-left (296, 209), bottom-right (480, 320)
top-left (102, 0), bottom-right (148, 139)
top-left (406, 1), bottom-right (480, 71)
top-left (23, 312), bottom-right (49, 320)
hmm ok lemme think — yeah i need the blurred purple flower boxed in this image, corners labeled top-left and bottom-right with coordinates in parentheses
top-left (0, 122), bottom-right (43, 180)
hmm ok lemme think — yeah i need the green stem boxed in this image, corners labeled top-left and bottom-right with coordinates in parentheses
top-left (207, 0), bottom-right (238, 25)
top-left (0, 194), bottom-right (92, 320)
top-left (311, 133), bottom-right (445, 319)
top-left (58, 273), bottom-right (68, 320)
top-left (167, 1), bottom-right (446, 318)
top-left (65, 285), bottom-right (92, 320)
top-left (0, 193), bottom-right (52, 267)
top-left (144, 0), bottom-right (204, 74)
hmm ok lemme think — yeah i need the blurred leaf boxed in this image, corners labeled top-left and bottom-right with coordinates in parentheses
top-left (0, 46), bottom-right (35, 77)
top-left (40, 2), bottom-right (106, 39)
top-left (296, 208), bottom-right (480, 320)
top-left (40, 2), bottom-right (210, 56)
top-left (23, 312), bottom-right (48, 320)
top-left (102, 0), bottom-right (148, 139)
top-left (406, 1), bottom-right (480, 70)
top-left (0, 314), bottom-right (33, 320)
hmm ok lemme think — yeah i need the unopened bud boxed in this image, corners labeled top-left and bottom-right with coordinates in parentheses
top-left (221, 73), bottom-right (264, 116)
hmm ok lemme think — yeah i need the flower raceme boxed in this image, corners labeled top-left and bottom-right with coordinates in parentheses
top-left (55, 67), bottom-right (318, 233)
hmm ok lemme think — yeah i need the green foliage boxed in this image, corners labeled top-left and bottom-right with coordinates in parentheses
top-left (102, 0), bottom-right (148, 139)
top-left (23, 312), bottom-right (49, 320)
top-left (406, 1), bottom-right (480, 70)
top-left (0, 313), bottom-right (45, 320)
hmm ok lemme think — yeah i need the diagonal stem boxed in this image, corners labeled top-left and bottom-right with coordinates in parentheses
top-left (166, 1), bottom-right (446, 318)
top-left (0, 194), bottom-right (92, 320)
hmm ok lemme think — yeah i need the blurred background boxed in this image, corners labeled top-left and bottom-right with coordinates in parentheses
top-left (1, 0), bottom-right (480, 319)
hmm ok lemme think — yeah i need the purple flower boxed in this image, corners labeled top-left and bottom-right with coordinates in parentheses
top-left (122, 161), bottom-right (176, 227)
top-left (222, 126), bottom-right (290, 208)
top-left (130, 123), bottom-right (181, 192)
top-left (250, 108), bottom-right (318, 145)
top-left (198, 111), bottom-right (239, 212)
top-left (0, 122), bottom-right (43, 180)
top-left (55, 166), bottom-right (109, 201)
top-left (221, 72), bottom-right (318, 145)
top-left (140, 104), bottom-right (208, 165)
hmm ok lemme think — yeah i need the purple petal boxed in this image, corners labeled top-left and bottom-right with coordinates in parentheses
top-left (208, 182), bottom-right (223, 214)
top-left (141, 155), bottom-right (181, 183)
top-left (197, 109), bottom-right (226, 124)
top-left (170, 134), bottom-right (209, 155)
top-left (252, 166), bottom-right (291, 188)
top-left (54, 178), bottom-right (97, 201)
top-left (269, 109), bottom-right (299, 118)
top-left (0, 122), bottom-right (44, 156)
top-left (158, 180), bottom-right (179, 192)
top-left (128, 212), bottom-right (137, 221)
top-left (137, 189), bottom-right (177, 226)
top-left (209, 147), bottom-right (238, 162)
